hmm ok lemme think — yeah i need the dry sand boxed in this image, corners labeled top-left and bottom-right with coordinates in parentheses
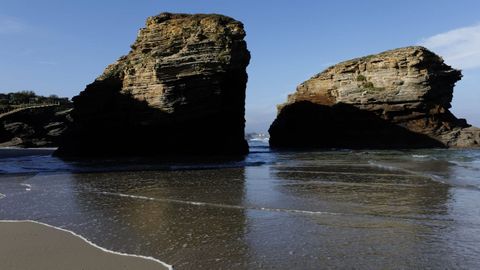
top-left (0, 221), bottom-right (171, 270)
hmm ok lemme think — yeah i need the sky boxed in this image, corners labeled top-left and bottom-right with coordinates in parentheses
top-left (1, 0), bottom-right (480, 132)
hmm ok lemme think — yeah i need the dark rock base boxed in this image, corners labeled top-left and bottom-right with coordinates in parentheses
top-left (269, 101), bottom-right (446, 149)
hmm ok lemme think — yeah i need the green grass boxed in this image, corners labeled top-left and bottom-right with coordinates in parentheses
top-left (356, 74), bottom-right (367, 81)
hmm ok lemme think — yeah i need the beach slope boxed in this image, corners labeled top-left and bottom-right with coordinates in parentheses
top-left (0, 221), bottom-right (170, 270)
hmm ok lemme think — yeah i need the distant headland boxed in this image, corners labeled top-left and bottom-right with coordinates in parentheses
top-left (0, 91), bottom-right (72, 147)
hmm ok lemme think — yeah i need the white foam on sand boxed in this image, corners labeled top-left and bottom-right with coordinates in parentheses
top-left (276, 169), bottom-right (422, 178)
top-left (0, 193), bottom-right (5, 200)
top-left (0, 220), bottom-right (174, 270)
top-left (412, 154), bottom-right (429, 158)
top-left (99, 191), bottom-right (341, 216)
top-left (368, 160), bottom-right (449, 185)
top-left (367, 161), bottom-right (408, 172)
top-left (20, 183), bottom-right (32, 191)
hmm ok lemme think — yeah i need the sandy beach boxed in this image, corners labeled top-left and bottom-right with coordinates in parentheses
top-left (0, 221), bottom-right (171, 270)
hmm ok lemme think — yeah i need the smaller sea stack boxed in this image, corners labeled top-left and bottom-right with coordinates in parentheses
top-left (269, 46), bottom-right (480, 149)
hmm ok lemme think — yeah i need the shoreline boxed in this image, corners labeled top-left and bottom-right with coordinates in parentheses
top-left (0, 220), bottom-right (173, 270)
top-left (0, 148), bottom-right (56, 158)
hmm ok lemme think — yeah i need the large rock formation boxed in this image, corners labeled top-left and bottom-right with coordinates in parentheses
top-left (270, 46), bottom-right (480, 149)
top-left (56, 13), bottom-right (250, 157)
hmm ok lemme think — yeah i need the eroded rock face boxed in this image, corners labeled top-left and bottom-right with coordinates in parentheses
top-left (0, 108), bottom-right (71, 148)
top-left (56, 13), bottom-right (250, 157)
top-left (270, 46), bottom-right (480, 149)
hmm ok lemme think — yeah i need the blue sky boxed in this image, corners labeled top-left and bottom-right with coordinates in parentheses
top-left (1, 0), bottom-right (479, 132)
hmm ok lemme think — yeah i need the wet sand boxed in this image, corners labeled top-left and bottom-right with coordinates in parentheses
top-left (0, 221), bottom-right (171, 270)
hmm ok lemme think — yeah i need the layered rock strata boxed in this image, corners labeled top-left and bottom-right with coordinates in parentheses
top-left (56, 13), bottom-right (250, 156)
top-left (269, 46), bottom-right (480, 149)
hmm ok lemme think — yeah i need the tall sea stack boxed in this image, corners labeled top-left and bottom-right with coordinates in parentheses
top-left (56, 13), bottom-right (250, 157)
top-left (269, 46), bottom-right (480, 149)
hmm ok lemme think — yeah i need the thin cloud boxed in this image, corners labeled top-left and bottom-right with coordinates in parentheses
top-left (37, 60), bottom-right (58, 65)
top-left (0, 16), bottom-right (27, 34)
top-left (421, 23), bottom-right (480, 70)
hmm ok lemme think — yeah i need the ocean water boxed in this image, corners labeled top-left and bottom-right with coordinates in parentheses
top-left (1, 142), bottom-right (480, 269)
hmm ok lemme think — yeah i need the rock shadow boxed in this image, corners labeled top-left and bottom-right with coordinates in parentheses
top-left (269, 101), bottom-right (446, 149)
top-left (55, 76), bottom-right (248, 158)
